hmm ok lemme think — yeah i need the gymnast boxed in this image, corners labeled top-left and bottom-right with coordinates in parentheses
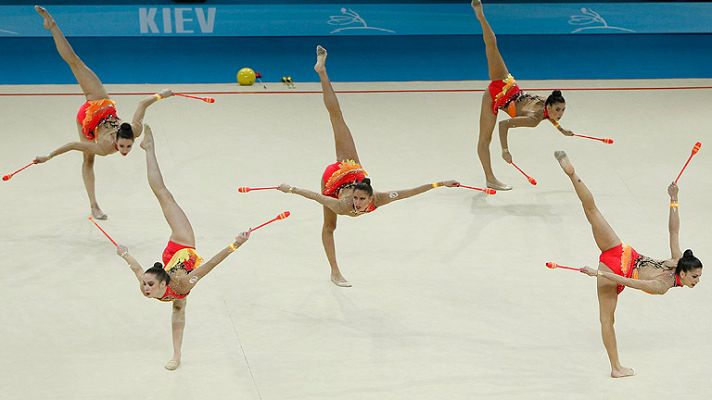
top-left (554, 150), bottom-right (702, 378)
top-left (470, 0), bottom-right (574, 190)
top-left (278, 45), bottom-right (459, 287)
top-left (116, 125), bottom-right (250, 370)
top-left (33, 6), bottom-right (174, 219)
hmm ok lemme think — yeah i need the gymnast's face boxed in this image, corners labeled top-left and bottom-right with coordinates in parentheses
top-left (141, 273), bottom-right (167, 298)
top-left (352, 189), bottom-right (373, 212)
top-left (680, 268), bottom-right (702, 288)
top-left (116, 138), bottom-right (134, 156)
top-left (546, 102), bottom-right (566, 121)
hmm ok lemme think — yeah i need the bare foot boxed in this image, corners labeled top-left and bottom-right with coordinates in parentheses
top-left (554, 151), bottom-right (575, 176)
top-left (34, 6), bottom-right (56, 30)
top-left (486, 179), bottom-right (512, 191)
top-left (314, 45), bottom-right (327, 74)
top-left (471, 0), bottom-right (484, 17)
top-left (330, 272), bottom-right (352, 287)
top-left (164, 358), bottom-right (180, 371)
top-left (91, 207), bottom-right (107, 220)
top-left (611, 366), bottom-right (635, 378)
top-left (140, 125), bottom-right (154, 151)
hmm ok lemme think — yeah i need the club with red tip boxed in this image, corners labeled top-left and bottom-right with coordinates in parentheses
top-left (2, 161), bottom-right (35, 182)
top-left (511, 162), bottom-right (537, 185)
top-left (545, 262), bottom-right (582, 272)
top-left (456, 183), bottom-right (496, 195)
top-left (674, 141), bottom-right (702, 184)
top-left (88, 216), bottom-right (120, 249)
top-left (572, 134), bottom-right (614, 144)
top-left (237, 186), bottom-right (279, 193)
top-left (251, 211), bottom-right (290, 232)
top-left (175, 93), bottom-right (215, 103)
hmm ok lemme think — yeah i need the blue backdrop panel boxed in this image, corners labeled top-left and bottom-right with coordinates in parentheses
top-left (0, 3), bottom-right (711, 83)
top-left (2, 34), bottom-right (710, 84)
top-left (2, 3), bottom-right (712, 37)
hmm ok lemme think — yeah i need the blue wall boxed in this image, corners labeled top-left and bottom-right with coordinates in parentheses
top-left (1, 3), bottom-right (711, 83)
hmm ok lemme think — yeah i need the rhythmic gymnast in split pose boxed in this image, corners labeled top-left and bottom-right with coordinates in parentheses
top-left (278, 45), bottom-right (459, 287)
top-left (554, 150), bottom-right (702, 378)
top-left (471, 0), bottom-right (574, 190)
top-left (116, 125), bottom-right (250, 370)
top-left (33, 6), bottom-right (174, 219)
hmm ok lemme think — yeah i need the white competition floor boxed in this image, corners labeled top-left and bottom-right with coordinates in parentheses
top-left (1, 79), bottom-right (711, 400)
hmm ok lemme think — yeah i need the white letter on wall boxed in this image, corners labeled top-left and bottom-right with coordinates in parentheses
top-left (195, 8), bottom-right (216, 34)
top-left (174, 8), bottom-right (194, 33)
top-left (162, 8), bottom-right (172, 33)
top-left (139, 8), bottom-right (158, 33)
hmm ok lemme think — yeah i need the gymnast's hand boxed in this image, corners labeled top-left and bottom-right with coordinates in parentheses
top-left (34, 155), bottom-right (50, 164)
top-left (234, 231), bottom-right (251, 245)
top-left (560, 128), bottom-right (574, 137)
top-left (667, 182), bottom-right (678, 198)
top-left (157, 88), bottom-right (174, 99)
top-left (502, 150), bottom-right (513, 164)
top-left (116, 245), bottom-right (129, 258)
top-left (580, 266), bottom-right (598, 277)
top-left (441, 180), bottom-right (460, 188)
top-left (278, 184), bottom-right (293, 193)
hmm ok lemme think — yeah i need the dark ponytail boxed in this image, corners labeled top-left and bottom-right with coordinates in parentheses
top-left (116, 123), bottom-right (134, 140)
top-left (353, 177), bottom-right (373, 196)
top-left (676, 249), bottom-right (703, 275)
top-left (545, 90), bottom-right (565, 107)
top-left (145, 262), bottom-right (171, 284)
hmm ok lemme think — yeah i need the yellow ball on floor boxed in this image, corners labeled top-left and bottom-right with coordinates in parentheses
top-left (237, 68), bottom-right (256, 86)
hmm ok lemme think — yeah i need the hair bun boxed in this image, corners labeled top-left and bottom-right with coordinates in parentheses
top-left (552, 90), bottom-right (562, 97)
top-left (683, 249), bottom-right (694, 258)
top-left (153, 262), bottom-right (163, 269)
top-left (120, 122), bottom-right (132, 131)
top-left (361, 178), bottom-right (371, 185)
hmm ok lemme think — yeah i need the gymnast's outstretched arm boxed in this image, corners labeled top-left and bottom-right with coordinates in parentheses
top-left (667, 182), bottom-right (682, 260)
top-left (34, 141), bottom-right (105, 163)
top-left (373, 180), bottom-right (459, 207)
top-left (116, 245), bottom-right (145, 283)
top-left (184, 231), bottom-right (250, 291)
top-left (278, 184), bottom-right (344, 213)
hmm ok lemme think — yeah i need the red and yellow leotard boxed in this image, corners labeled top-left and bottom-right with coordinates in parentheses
top-left (158, 241), bottom-right (203, 302)
top-left (487, 74), bottom-right (521, 118)
top-left (76, 99), bottom-right (118, 141)
top-left (321, 160), bottom-right (376, 213)
top-left (599, 242), bottom-right (640, 294)
top-left (600, 243), bottom-right (686, 294)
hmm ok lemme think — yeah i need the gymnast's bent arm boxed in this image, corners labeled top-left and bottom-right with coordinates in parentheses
top-left (130, 89), bottom-right (174, 138)
top-left (184, 231), bottom-right (250, 290)
top-left (498, 115), bottom-right (539, 163)
top-left (373, 180), bottom-right (460, 207)
top-left (581, 266), bottom-right (670, 295)
top-left (116, 245), bottom-right (145, 284)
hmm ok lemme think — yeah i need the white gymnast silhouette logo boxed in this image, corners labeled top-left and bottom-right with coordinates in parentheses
top-left (328, 8), bottom-right (395, 34)
top-left (569, 8), bottom-right (635, 33)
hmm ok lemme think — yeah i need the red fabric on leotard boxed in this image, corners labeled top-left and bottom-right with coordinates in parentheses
top-left (157, 241), bottom-right (203, 302)
top-left (322, 160), bottom-right (367, 197)
top-left (599, 242), bottom-right (640, 294)
top-left (487, 74), bottom-right (521, 116)
top-left (321, 160), bottom-right (376, 213)
top-left (76, 99), bottom-right (118, 140)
